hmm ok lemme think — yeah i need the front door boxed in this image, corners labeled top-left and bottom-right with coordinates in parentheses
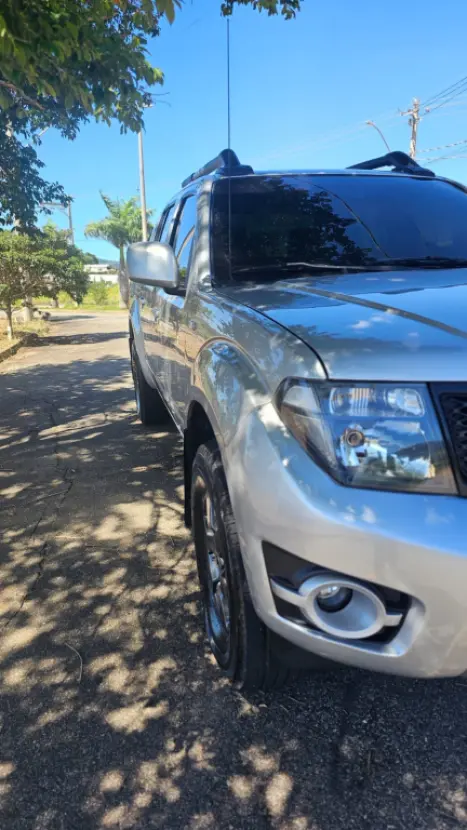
top-left (146, 194), bottom-right (198, 429)
top-left (140, 201), bottom-right (177, 391)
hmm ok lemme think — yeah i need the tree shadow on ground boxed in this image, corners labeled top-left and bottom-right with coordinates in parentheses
top-left (48, 314), bottom-right (104, 322)
top-left (0, 331), bottom-right (467, 830)
top-left (34, 331), bottom-right (127, 347)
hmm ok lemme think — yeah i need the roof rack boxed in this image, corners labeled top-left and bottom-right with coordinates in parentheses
top-left (181, 149), bottom-right (254, 188)
top-left (348, 150), bottom-right (435, 178)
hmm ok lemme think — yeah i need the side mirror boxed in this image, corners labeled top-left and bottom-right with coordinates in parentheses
top-left (127, 241), bottom-right (180, 291)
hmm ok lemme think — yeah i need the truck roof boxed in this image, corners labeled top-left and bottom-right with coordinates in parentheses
top-left (180, 148), bottom-right (436, 190)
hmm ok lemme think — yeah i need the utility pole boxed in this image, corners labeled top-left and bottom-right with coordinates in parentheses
top-left (67, 201), bottom-right (75, 246)
top-left (138, 130), bottom-right (148, 242)
top-left (401, 98), bottom-right (421, 159)
top-left (42, 200), bottom-right (74, 245)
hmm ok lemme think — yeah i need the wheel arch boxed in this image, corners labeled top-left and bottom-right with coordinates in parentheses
top-left (184, 340), bottom-right (270, 528)
top-left (184, 399), bottom-right (219, 527)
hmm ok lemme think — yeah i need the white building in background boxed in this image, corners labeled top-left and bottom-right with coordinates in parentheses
top-left (85, 263), bottom-right (119, 284)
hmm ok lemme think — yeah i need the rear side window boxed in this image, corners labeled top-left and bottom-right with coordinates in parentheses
top-left (172, 195), bottom-right (197, 286)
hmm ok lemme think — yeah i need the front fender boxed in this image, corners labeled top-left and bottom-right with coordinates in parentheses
top-left (189, 342), bottom-right (282, 602)
top-left (192, 341), bottom-right (270, 458)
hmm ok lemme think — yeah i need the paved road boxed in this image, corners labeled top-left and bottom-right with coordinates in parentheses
top-left (0, 312), bottom-right (467, 830)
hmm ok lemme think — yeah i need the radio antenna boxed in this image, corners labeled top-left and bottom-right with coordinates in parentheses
top-left (227, 18), bottom-right (231, 152)
top-left (227, 17), bottom-right (232, 280)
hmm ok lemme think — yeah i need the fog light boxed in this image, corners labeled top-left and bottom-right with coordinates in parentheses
top-left (318, 585), bottom-right (340, 598)
top-left (270, 571), bottom-right (404, 640)
top-left (317, 585), bottom-right (352, 612)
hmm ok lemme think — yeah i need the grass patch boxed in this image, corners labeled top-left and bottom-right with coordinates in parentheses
top-left (35, 283), bottom-right (122, 311)
top-left (62, 304), bottom-right (122, 312)
top-left (0, 319), bottom-right (50, 350)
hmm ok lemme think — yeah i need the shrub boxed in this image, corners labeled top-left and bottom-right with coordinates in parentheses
top-left (88, 281), bottom-right (109, 306)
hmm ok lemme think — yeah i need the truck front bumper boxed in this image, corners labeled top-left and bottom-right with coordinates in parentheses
top-left (227, 402), bottom-right (467, 678)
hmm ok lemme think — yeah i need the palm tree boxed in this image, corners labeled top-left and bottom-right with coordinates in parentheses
top-left (85, 194), bottom-right (151, 307)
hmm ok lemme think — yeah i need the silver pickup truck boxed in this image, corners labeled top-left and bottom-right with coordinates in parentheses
top-left (127, 149), bottom-right (467, 689)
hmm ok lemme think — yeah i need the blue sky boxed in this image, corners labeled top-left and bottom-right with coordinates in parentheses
top-left (38, 0), bottom-right (467, 260)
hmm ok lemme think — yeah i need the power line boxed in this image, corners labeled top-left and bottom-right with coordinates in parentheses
top-left (416, 75), bottom-right (467, 123)
top-left (400, 84), bottom-right (467, 158)
top-left (425, 84), bottom-right (467, 115)
top-left (420, 153), bottom-right (467, 164)
top-left (425, 99), bottom-right (467, 120)
top-left (418, 138), bottom-right (467, 154)
top-left (421, 74), bottom-right (467, 109)
top-left (256, 86), bottom-right (467, 169)
top-left (252, 109), bottom-right (400, 166)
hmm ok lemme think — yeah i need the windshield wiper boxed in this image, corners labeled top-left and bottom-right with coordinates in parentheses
top-left (232, 261), bottom-right (377, 275)
top-left (375, 256), bottom-right (467, 269)
top-left (232, 257), bottom-right (467, 276)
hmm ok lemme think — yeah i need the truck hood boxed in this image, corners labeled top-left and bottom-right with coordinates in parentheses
top-left (219, 270), bottom-right (467, 381)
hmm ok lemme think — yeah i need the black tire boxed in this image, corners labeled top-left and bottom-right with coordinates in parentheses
top-left (191, 440), bottom-right (293, 691)
top-left (130, 340), bottom-right (170, 427)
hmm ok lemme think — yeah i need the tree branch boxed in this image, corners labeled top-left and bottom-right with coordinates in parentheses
top-left (0, 80), bottom-right (46, 112)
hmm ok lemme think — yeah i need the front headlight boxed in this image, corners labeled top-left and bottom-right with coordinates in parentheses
top-left (277, 380), bottom-right (457, 494)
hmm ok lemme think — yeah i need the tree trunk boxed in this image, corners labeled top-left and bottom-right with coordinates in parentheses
top-left (6, 305), bottom-right (14, 340)
top-left (118, 246), bottom-right (129, 308)
top-left (51, 297), bottom-right (58, 309)
top-left (22, 301), bottom-right (33, 322)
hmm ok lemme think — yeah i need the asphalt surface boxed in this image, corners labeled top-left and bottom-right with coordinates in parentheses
top-left (1, 311), bottom-right (467, 830)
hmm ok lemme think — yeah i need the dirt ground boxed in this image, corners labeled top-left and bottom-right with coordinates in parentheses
top-left (0, 311), bottom-right (466, 830)
top-left (0, 319), bottom-right (50, 352)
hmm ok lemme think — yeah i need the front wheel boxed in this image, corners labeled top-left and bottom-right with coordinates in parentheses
top-left (191, 441), bottom-right (292, 691)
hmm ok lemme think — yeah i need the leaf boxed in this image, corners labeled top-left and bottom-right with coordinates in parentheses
top-left (0, 88), bottom-right (13, 108)
top-left (41, 80), bottom-right (58, 97)
top-left (1, 0), bottom-right (301, 227)
top-left (156, 0), bottom-right (176, 24)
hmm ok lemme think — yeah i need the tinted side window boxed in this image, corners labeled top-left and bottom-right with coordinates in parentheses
top-left (152, 209), bottom-right (167, 241)
top-left (172, 196), bottom-right (197, 285)
top-left (159, 203), bottom-right (177, 244)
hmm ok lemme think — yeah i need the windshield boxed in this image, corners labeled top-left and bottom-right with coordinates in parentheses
top-left (211, 174), bottom-right (467, 283)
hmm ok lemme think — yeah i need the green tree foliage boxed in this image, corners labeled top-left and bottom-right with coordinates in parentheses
top-left (0, 0), bottom-right (299, 229)
top-left (0, 0), bottom-right (298, 133)
top-left (85, 194), bottom-right (152, 308)
top-left (0, 232), bottom-right (50, 339)
top-left (0, 225), bottom-right (90, 338)
top-left (221, 1), bottom-right (300, 16)
top-left (41, 223), bottom-right (90, 305)
top-left (0, 0), bottom-right (164, 229)
top-left (88, 281), bottom-right (110, 307)
top-left (0, 123), bottom-right (67, 228)
top-left (0, 1), bottom-right (163, 136)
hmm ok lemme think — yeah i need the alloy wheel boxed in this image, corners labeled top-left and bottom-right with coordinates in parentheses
top-left (201, 489), bottom-right (231, 652)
